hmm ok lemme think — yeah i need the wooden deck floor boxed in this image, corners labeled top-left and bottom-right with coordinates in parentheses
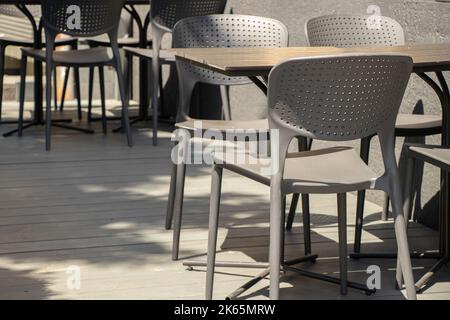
top-left (0, 102), bottom-right (449, 300)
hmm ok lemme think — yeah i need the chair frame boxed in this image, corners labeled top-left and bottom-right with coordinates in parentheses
top-left (0, 5), bottom-right (80, 123)
top-left (167, 14), bottom-right (289, 261)
top-left (286, 14), bottom-right (442, 259)
top-left (17, 0), bottom-right (132, 150)
top-left (205, 54), bottom-right (417, 300)
top-left (403, 143), bottom-right (450, 291)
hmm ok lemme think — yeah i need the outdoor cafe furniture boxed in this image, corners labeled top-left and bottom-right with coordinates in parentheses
top-left (84, 7), bottom-right (153, 123)
top-left (403, 144), bottom-right (450, 291)
top-left (123, 0), bottom-right (227, 146)
top-left (173, 43), bottom-right (450, 299)
top-left (0, 5), bottom-right (79, 123)
top-left (166, 14), bottom-right (288, 261)
top-left (16, 0), bottom-right (133, 150)
top-left (0, 0), bottom-right (148, 143)
top-left (202, 54), bottom-right (416, 300)
top-left (286, 15), bottom-right (442, 259)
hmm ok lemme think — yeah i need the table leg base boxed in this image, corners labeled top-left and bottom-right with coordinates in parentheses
top-left (184, 254), bottom-right (374, 299)
top-left (2, 118), bottom-right (94, 137)
top-left (283, 265), bottom-right (376, 296)
top-left (112, 116), bottom-right (175, 133)
top-left (51, 122), bottom-right (94, 134)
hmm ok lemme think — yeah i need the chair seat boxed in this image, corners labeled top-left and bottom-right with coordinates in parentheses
top-left (214, 146), bottom-right (378, 194)
top-left (0, 35), bottom-right (77, 48)
top-left (176, 119), bottom-right (269, 133)
top-left (83, 37), bottom-right (152, 48)
top-left (395, 113), bottom-right (441, 130)
top-left (408, 144), bottom-right (450, 171)
top-left (21, 47), bottom-right (113, 66)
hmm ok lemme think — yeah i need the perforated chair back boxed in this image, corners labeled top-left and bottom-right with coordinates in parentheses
top-left (151, 0), bottom-right (227, 32)
top-left (268, 54), bottom-right (413, 142)
top-left (173, 14), bottom-right (288, 86)
top-left (305, 14), bottom-right (405, 47)
top-left (41, 0), bottom-right (123, 38)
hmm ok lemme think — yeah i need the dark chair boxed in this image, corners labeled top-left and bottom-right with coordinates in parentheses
top-left (0, 5), bottom-right (80, 122)
top-left (123, 0), bottom-right (227, 145)
top-left (17, 0), bottom-right (133, 150)
top-left (83, 7), bottom-right (152, 121)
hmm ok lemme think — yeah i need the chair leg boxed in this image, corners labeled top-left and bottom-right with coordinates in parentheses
top-left (53, 67), bottom-right (58, 111)
top-left (74, 67), bottom-right (82, 121)
top-left (286, 193), bottom-right (312, 255)
top-left (285, 193), bottom-right (299, 231)
top-left (172, 160), bottom-right (187, 261)
top-left (269, 176), bottom-right (283, 300)
top-left (337, 193), bottom-right (348, 295)
top-left (0, 45), bottom-right (5, 121)
top-left (115, 63), bottom-right (133, 147)
top-left (59, 67), bottom-right (70, 111)
top-left (220, 85), bottom-right (231, 121)
top-left (403, 156), bottom-right (417, 221)
top-left (98, 66), bottom-right (107, 134)
top-left (18, 55), bottom-right (27, 137)
top-left (159, 64), bottom-right (165, 118)
top-left (354, 136), bottom-right (372, 254)
top-left (45, 62), bottom-right (53, 151)
top-left (87, 67), bottom-right (94, 122)
top-left (301, 194), bottom-right (312, 255)
top-left (165, 160), bottom-right (178, 230)
top-left (391, 183), bottom-right (417, 300)
top-left (151, 39), bottom-right (161, 145)
top-left (381, 193), bottom-right (390, 221)
top-left (205, 164), bottom-right (223, 300)
top-left (127, 53), bottom-right (133, 101)
top-left (286, 137), bottom-right (311, 230)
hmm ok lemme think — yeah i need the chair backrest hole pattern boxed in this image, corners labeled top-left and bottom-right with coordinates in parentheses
top-left (173, 14), bottom-right (288, 85)
top-left (306, 15), bottom-right (405, 47)
top-left (269, 55), bottom-right (412, 141)
top-left (151, 0), bottom-right (227, 31)
top-left (42, 0), bottom-right (122, 37)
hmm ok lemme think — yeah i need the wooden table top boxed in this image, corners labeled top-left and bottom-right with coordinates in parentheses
top-left (173, 43), bottom-right (450, 76)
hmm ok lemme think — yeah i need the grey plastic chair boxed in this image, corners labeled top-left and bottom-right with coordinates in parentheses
top-left (403, 144), bottom-right (450, 220)
top-left (0, 5), bottom-right (80, 122)
top-left (17, 0), bottom-right (132, 150)
top-left (205, 54), bottom-right (417, 300)
top-left (287, 14), bottom-right (442, 255)
top-left (168, 14), bottom-right (288, 261)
